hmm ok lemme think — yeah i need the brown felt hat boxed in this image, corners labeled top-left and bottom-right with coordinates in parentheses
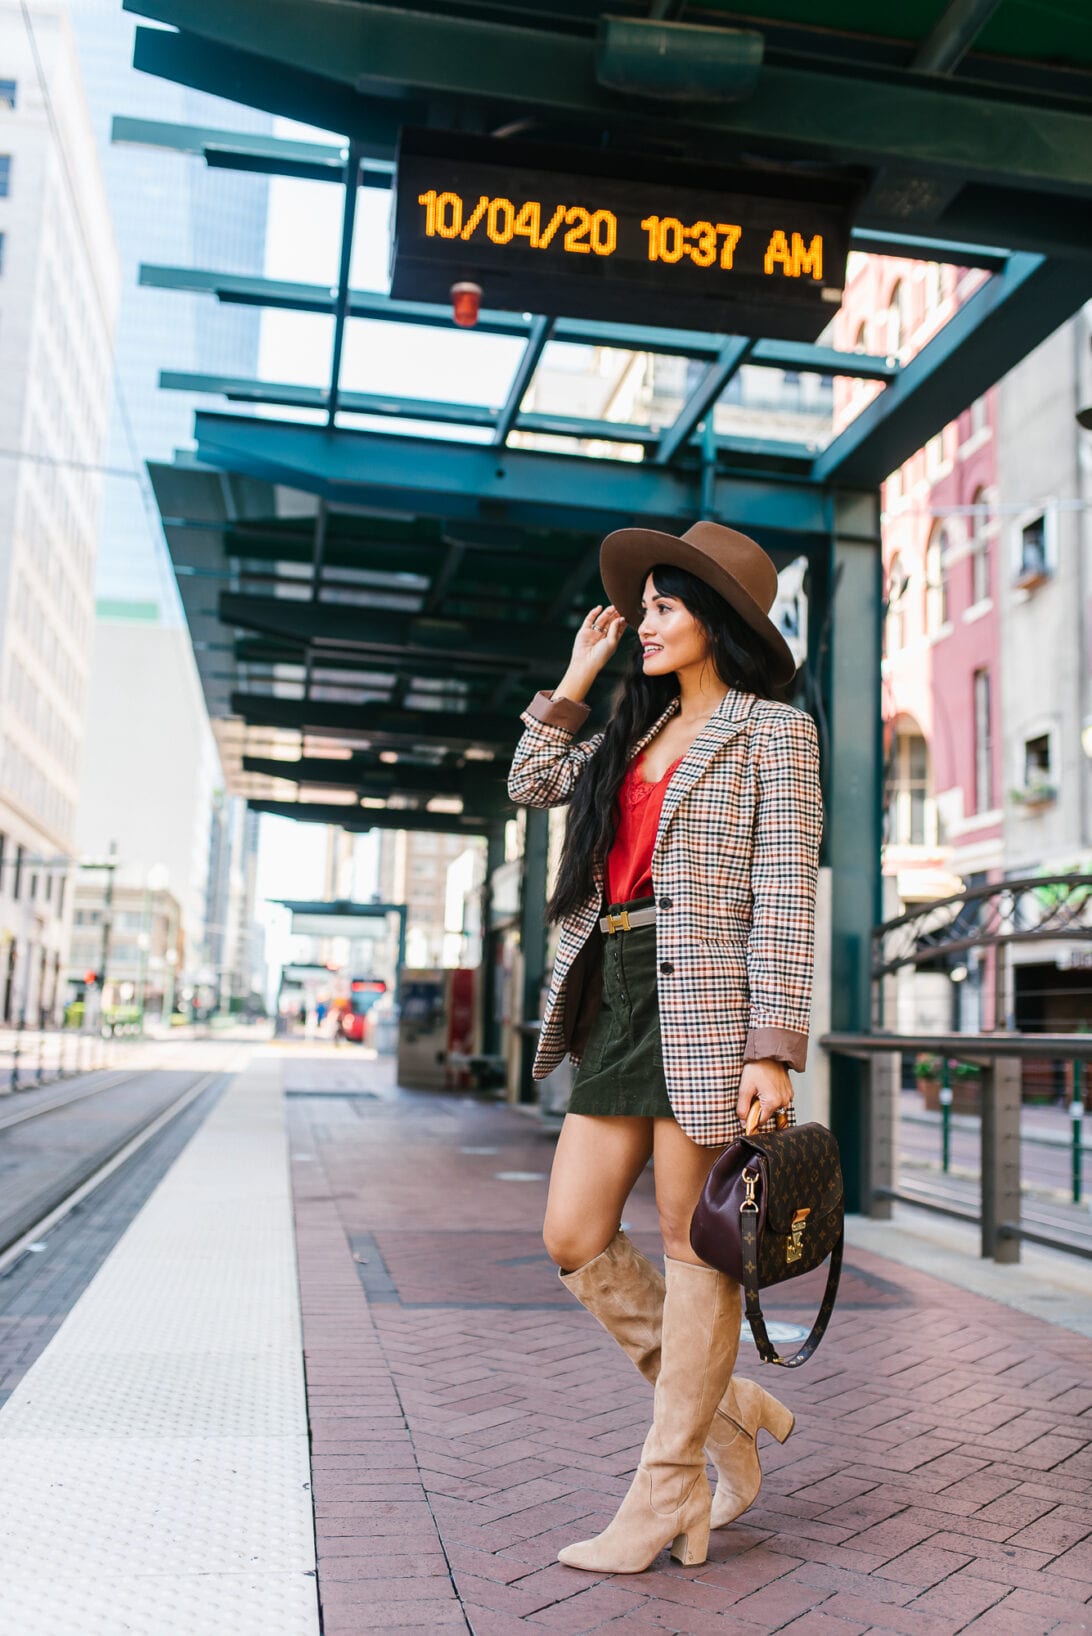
top-left (599, 519), bottom-right (796, 685)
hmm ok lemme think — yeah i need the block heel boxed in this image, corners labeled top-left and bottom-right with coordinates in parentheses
top-left (758, 1390), bottom-right (795, 1444)
top-left (670, 1515), bottom-right (711, 1566)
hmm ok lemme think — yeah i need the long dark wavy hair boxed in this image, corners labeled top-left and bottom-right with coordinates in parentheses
top-left (545, 563), bottom-right (784, 923)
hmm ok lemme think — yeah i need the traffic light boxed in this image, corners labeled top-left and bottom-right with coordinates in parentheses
top-left (83, 969), bottom-right (99, 987)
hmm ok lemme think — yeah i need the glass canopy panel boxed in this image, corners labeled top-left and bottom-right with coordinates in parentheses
top-left (253, 310), bottom-right (336, 398)
top-left (264, 174), bottom-right (344, 289)
top-left (339, 318), bottom-right (524, 407)
top-left (526, 341), bottom-right (671, 428)
top-left (714, 363), bottom-right (834, 451)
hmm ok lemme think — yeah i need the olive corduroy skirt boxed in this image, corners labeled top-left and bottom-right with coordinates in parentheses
top-left (567, 901), bottom-right (675, 1119)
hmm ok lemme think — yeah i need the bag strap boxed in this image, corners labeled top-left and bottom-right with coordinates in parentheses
top-left (740, 1208), bottom-right (844, 1369)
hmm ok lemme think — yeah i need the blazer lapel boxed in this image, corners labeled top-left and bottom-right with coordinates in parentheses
top-left (629, 699), bottom-right (680, 762)
top-left (654, 687), bottom-right (758, 854)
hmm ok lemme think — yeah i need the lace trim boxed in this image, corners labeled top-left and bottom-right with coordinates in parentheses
top-left (621, 753), bottom-right (683, 805)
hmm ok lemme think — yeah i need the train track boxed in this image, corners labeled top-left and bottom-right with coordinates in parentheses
top-left (0, 1067), bottom-right (225, 1277)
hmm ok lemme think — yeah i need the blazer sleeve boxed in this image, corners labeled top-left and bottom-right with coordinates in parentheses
top-left (507, 691), bottom-right (605, 808)
top-left (743, 708), bottom-right (823, 1071)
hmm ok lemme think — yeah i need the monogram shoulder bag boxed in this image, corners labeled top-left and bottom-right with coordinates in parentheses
top-left (689, 1104), bottom-right (844, 1368)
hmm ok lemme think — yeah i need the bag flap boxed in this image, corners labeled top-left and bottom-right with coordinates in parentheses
top-left (744, 1123), bottom-right (843, 1236)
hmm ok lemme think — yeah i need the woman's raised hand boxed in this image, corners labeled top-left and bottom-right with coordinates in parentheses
top-left (570, 604), bottom-right (626, 675)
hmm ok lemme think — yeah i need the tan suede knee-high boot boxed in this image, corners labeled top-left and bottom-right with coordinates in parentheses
top-left (560, 1230), bottom-right (794, 1529)
top-left (558, 1258), bottom-right (739, 1573)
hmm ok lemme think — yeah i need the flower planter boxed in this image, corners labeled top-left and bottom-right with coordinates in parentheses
top-left (918, 1075), bottom-right (981, 1115)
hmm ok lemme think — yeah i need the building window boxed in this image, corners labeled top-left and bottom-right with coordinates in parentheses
top-left (0, 155), bottom-right (10, 197)
top-left (926, 526), bottom-right (949, 633)
top-left (12, 843), bottom-right (23, 900)
top-left (29, 871), bottom-right (37, 901)
top-left (852, 320), bottom-right (868, 354)
top-left (970, 394), bottom-right (988, 435)
top-left (970, 488), bottom-right (990, 604)
top-left (0, 831), bottom-right (5, 896)
top-left (924, 261), bottom-right (942, 311)
top-left (0, 231), bottom-right (5, 275)
top-left (885, 553), bottom-right (908, 652)
top-left (1024, 733), bottom-right (1052, 790)
top-left (1015, 512), bottom-right (1051, 586)
top-left (973, 669), bottom-right (992, 812)
top-left (887, 728), bottom-right (931, 846)
top-left (0, 81), bottom-right (14, 109)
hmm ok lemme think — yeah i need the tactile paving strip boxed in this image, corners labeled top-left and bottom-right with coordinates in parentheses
top-left (0, 1053), bottom-right (319, 1635)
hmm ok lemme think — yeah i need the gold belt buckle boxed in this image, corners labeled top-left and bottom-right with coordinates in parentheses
top-left (605, 908), bottom-right (631, 934)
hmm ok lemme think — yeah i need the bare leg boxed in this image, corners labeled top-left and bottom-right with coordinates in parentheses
top-left (543, 1113), bottom-right (654, 1270)
top-left (650, 1116), bottom-right (725, 1263)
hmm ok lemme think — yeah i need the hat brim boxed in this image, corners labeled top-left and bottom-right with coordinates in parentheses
top-left (599, 527), bottom-right (797, 685)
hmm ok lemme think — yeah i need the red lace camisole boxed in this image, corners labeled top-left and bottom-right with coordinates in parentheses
top-left (605, 752), bottom-right (684, 906)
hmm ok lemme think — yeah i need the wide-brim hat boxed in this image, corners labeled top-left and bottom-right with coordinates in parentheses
top-left (599, 519), bottom-right (796, 685)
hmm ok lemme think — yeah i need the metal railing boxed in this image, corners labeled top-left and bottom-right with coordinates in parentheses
top-left (821, 1031), bottom-right (1092, 1263)
top-left (0, 1024), bottom-right (114, 1093)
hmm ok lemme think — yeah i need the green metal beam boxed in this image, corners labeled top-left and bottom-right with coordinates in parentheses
top-left (815, 253), bottom-right (1092, 487)
top-left (248, 799), bottom-right (494, 835)
top-left (111, 115), bottom-right (394, 185)
top-left (825, 492), bottom-right (884, 1216)
top-left (158, 370), bottom-right (817, 464)
top-left (231, 691), bottom-right (518, 752)
top-left (219, 590), bottom-right (577, 668)
top-left (913, 0), bottom-right (1003, 75)
top-left (849, 229), bottom-right (1007, 272)
top-left (495, 317), bottom-right (553, 448)
top-left (141, 267), bottom-right (898, 378)
top-left (242, 754), bottom-right (508, 803)
top-left (130, 22), bottom-right (410, 148)
top-left (192, 412), bottom-right (831, 541)
top-left (654, 338), bottom-right (753, 466)
top-left (123, 0), bottom-right (1092, 194)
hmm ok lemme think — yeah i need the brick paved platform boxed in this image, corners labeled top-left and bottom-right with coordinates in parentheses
top-left (287, 1051), bottom-right (1092, 1636)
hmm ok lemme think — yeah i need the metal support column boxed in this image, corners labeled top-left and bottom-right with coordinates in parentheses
top-left (481, 821), bottom-right (507, 1057)
top-left (827, 492), bottom-right (884, 1213)
top-left (980, 1056), bottom-right (1021, 1263)
top-left (869, 1051), bottom-right (899, 1220)
top-left (518, 808), bottom-right (549, 1104)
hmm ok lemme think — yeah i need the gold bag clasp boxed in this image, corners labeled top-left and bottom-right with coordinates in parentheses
top-left (786, 1207), bottom-right (810, 1264)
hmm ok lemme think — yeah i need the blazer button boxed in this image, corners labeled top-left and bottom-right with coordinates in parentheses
top-left (659, 896), bottom-right (672, 910)
top-left (659, 961), bottom-right (674, 976)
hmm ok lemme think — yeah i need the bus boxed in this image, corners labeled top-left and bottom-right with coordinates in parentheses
top-left (339, 977), bottom-right (388, 1043)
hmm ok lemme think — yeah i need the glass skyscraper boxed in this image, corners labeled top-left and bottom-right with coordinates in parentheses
top-left (67, 0), bottom-right (270, 614)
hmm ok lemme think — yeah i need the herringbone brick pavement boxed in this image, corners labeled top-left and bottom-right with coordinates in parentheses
top-left (286, 1053), bottom-right (1092, 1636)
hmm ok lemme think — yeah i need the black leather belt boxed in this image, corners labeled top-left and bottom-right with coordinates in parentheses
top-left (599, 904), bottom-right (657, 935)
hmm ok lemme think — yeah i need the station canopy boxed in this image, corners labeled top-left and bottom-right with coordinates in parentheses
top-left (122, 0), bottom-right (1092, 836)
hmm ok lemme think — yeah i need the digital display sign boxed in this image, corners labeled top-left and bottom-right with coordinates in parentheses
top-left (390, 130), bottom-right (856, 340)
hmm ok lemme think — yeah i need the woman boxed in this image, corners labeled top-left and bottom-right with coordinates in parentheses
top-left (507, 520), bottom-right (823, 1576)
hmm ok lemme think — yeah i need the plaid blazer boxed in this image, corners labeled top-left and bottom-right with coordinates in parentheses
top-left (507, 685), bottom-right (823, 1147)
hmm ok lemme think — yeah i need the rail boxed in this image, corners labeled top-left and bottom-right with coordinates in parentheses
top-left (820, 1031), bottom-right (1092, 1264)
top-left (0, 1024), bottom-right (115, 1092)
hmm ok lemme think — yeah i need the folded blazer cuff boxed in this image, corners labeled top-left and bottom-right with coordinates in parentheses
top-left (744, 1025), bottom-right (808, 1073)
top-left (522, 690), bottom-right (592, 735)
